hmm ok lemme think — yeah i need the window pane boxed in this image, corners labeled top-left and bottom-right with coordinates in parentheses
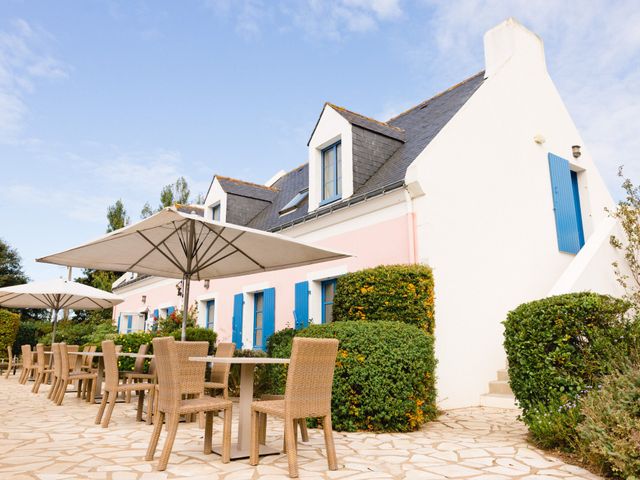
top-left (324, 303), bottom-right (334, 323)
top-left (255, 328), bottom-right (263, 348)
top-left (255, 312), bottom-right (262, 329)
top-left (207, 302), bottom-right (215, 329)
top-left (323, 147), bottom-right (336, 199)
top-left (336, 144), bottom-right (342, 196)
top-left (255, 293), bottom-right (263, 312)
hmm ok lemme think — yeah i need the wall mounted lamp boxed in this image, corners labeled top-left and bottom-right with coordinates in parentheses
top-left (572, 145), bottom-right (581, 159)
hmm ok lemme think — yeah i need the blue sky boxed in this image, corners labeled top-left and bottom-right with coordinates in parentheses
top-left (1, 0), bottom-right (639, 282)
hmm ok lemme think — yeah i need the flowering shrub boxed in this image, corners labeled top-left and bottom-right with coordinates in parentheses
top-left (0, 309), bottom-right (20, 357)
top-left (332, 264), bottom-right (435, 333)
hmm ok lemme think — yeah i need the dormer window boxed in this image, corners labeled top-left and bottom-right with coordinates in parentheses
top-left (321, 141), bottom-right (342, 204)
top-left (211, 203), bottom-right (221, 221)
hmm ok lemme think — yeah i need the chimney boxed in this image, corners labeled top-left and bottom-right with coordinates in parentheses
top-left (483, 17), bottom-right (547, 78)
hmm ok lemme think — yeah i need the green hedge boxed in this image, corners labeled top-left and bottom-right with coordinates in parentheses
top-left (266, 322), bottom-right (437, 432)
top-left (577, 360), bottom-right (640, 478)
top-left (14, 319), bottom-right (50, 351)
top-left (113, 332), bottom-right (155, 372)
top-left (171, 327), bottom-right (217, 354)
top-left (0, 309), bottom-right (20, 358)
top-left (228, 349), bottom-right (270, 398)
top-left (264, 328), bottom-right (296, 395)
top-left (503, 292), bottom-right (639, 449)
top-left (333, 264), bottom-right (435, 333)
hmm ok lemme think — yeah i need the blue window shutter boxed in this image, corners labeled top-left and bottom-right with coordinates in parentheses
top-left (294, 281), bottom-right (309, 329)
top-left (262, 288), bottom-right (276, 350)
top-left (127, 315), bottom-right (133, 333)
top-left (167, 306), bottom-right (175, 315)
top-left (117, 314), bottom-right (121, 333)
top-left (232, 293), bottom-right (244, 349)
top-left (548, 154), bottom-right (582, 254)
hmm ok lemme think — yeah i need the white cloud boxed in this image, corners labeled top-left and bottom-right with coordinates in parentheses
top-left (0, 18), bottom-right (69, 143)
top-left (396, 0), bottom-right (640, 196)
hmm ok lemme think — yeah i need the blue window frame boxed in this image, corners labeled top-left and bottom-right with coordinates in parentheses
top-left (253, 292), bottom-right (264, 350)
top-left (321, 279), bottom-right (337, 324)
top-left (205, 299), bottom-right (215, 330)
top-left (126, 315), bottom-right (133, 333)
top-left (321, 142), bottom-right (341, 204)
top-left (211, 203), bottom-right (221, 221)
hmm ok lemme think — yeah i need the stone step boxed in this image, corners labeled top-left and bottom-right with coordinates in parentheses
top-left (497, 369), bottom-right (509, 381)
top-left (489, 380), bottom-right (512, 395)
top-left (479, 393), bottom-right (519, 409)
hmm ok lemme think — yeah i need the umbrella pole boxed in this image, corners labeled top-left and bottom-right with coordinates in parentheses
top-left (51, 308), bottom-right (59, 343)
top-left (181, 274), bottom-right (191, 341)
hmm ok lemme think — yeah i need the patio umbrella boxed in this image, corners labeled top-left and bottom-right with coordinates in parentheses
top-left (0, 278), bottom-right (124, 342)
top-left (37, 206), bottom-right (350, 340)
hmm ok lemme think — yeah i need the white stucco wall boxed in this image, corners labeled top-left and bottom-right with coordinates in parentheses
top-left (406, 18), bottom-right (623, 408)
top-left (203, 178), bottom-right (227, 222)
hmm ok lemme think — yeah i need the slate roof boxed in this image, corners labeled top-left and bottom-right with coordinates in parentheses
top-left (233, 71), bottom-right (484, 232)
top-left (217, 176), bottom-right (278, 202)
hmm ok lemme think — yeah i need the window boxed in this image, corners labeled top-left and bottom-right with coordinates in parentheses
top-left (211, 203), bottom-right (221, 221)
top-left (321, 279), bottom-right (337, 323)
top-left (206, 299), bottom-right (215, 330)
top-left (548, 153), bottom-right (585, 254)
top-left (321, 142), bottom-right (341, 203)
top-left (126, 315), bottom-right (133, 333)
top-left (279, 188), bottom-right (309, 215)
top-left (253, 292), bottom-right (264, 350)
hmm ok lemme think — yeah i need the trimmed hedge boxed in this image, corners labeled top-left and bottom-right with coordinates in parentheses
top-left (333, 264), bottom-right (435, 333)
top-left (266, 321), bottom-right (437, 432)
top-left (265, 328), bottom-right (296, 395)
top-left (0, 309), bottom-right (20, 357)
top-left (503, 292), bottom-right (640, 449)
top-left (171, 327), bottom-right (217, 354)
top-left (577, 360), bottom-right (640, 478)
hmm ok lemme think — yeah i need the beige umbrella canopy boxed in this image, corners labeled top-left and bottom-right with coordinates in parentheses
top-left (0, 278), bottom-right (124, 342)
top-left (37, 206), bottom-right (350, 340)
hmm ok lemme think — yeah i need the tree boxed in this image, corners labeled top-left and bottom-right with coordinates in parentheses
top-left (0, 238), bottom-right (28, 288)
top-left (140, 202), bottom-right (154, 219)
top-left (609, 167), bottom-right (640, 306)
top-left (106, 199), bottom-right (129, 233)
top-left (140, 176), bottom-right (195, 219)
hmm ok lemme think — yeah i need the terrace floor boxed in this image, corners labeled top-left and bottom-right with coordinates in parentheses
top-left (0, 375), bottom-right (601, 480)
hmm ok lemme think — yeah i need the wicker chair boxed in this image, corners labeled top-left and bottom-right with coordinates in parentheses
top-left (204, 342), bottom-right (235, 399)
top-left (53, 342), bottom-right (97, 405)
top-left (95, 340), bottom-right (154, 428)
top-left (32, 344), bottom-right (54, 394)
top-left (19, 345), bottom-right (36, 384)
top-left (122, 343), bottom-right (149, 403)
top-left (47, 343), bottom-right (61, 400)
top-left (145, 337), bottom-right (232, 471)
top-left (4, 346), bottom-right (21, 379)
top-left (250, 337), bottom-right (339, 478)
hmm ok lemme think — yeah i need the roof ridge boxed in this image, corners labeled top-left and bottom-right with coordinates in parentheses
top-left (386, 70), bottom-right (485, 123)
top-left (216, 175), bottom-right (278, 192)
top-left (327, 103), bottom-right (405, 133)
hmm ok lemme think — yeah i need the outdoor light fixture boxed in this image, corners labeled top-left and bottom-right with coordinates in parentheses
top-left (176, 281), bottom-right (183, 297)
top-left (533, 134), bottom-right (546, 144)
top-left (572, 145), bottom-right (581, 159)
top-left (141, 295), bottom-right (146, 304)
top-left (204, 279), bottom-right (210, 289)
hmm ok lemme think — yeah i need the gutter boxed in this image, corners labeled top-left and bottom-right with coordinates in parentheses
top-left (270, 180), bottom-right (405, 232)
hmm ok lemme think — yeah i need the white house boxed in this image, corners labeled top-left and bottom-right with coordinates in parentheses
top-left (112, 18), bottom-right (627, 409)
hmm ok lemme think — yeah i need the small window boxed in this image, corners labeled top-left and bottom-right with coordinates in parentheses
top-left (206, 299), bottom-right (215, 330)
top-left (321, 279), bottom-right (337, 323)
top-left (321, 142), bottom-right (341, 204)
top-left (253, 292), bottom-right (264, 350)
top-left (211, 203), bottom-right (221, 221)
top-left (279, 189), bottom-right (309, 215)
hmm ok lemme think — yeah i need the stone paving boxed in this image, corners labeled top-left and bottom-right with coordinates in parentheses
top-left (0, 375), bottom-right (601, 480)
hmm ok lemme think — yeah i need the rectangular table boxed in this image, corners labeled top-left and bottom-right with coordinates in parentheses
top-left (189, 356), bottom-right (290, 460)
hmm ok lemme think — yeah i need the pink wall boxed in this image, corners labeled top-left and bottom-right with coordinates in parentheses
top-left (113, 214), bottom-right (412, 344)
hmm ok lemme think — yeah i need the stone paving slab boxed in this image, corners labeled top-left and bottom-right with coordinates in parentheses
top-left (0, 375), bottom-right (601, 479)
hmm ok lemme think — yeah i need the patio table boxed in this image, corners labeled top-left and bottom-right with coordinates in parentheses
top-left (69, 351), bottom-right (153, 402)
top-left (189, 356), bottom-right (290, 460)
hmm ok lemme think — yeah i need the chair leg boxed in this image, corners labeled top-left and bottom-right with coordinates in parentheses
top-left (222, 405), bottom-right (232, 464)
top-left (146, 386), bottom-right (154, 425)
top-left (56, 380), bottom-right (68, 405)
top-left (298, 419), bottom-right (309, 442)
top-left (204, 411), bottom-right (213, 454)
top-left (284, 417), bottom-right (299, 478)
top-left (323, 414), bottom-right (338, 471)
top-left (47, 377), bottom-right (56, 399)
top-left (249, 409), bottom-right (260, 466)
top-left (88, 379), bottom-right (96, 404)
top-left (102, 390), bottom-right (118, 428)
top-left (259, 412), bottom-right (266, 445)
top-left (95, 391), bottom-right (109, 424)
top-left (125, 378), bottom-right (131, 403)
top-left (145, 410), bottom-right (164, 461)
top-left (77, 380), bottom-right (82, 398)
top-left (18, 368), bottom-right (26, 384)
top-left (157, 413), bottom-right (180, 471)
top-left (136, 390), bottom-right (145, 422)
top-left (32, 372), bottom-right (42, 393)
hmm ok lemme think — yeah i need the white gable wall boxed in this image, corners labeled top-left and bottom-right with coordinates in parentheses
top-left (406, 18), bottom-right (624, 408)
top-left (203, 178), bottom-right (227, 222)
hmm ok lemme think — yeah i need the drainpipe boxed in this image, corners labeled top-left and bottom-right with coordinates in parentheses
top-left (403, 187), bottom-right (417, 264)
